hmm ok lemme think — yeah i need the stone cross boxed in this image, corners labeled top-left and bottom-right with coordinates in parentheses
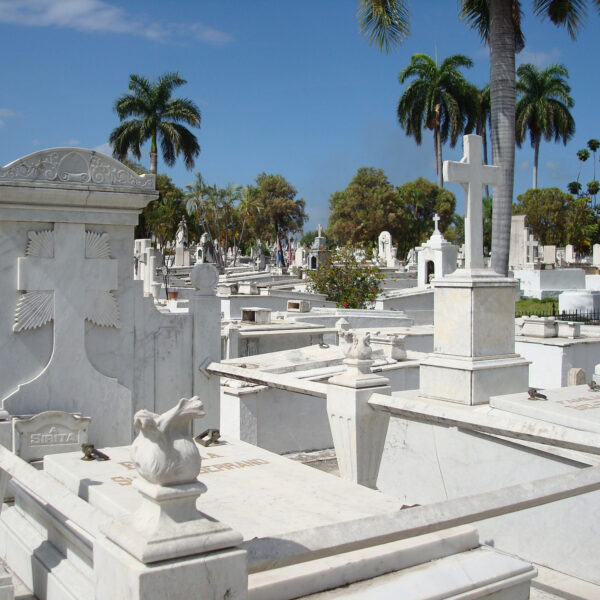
top-left (317, 224), bottom-right (323, 237)
top-left (526, 233), bottom-right (539, 264)
top-left (443, 135), bottom-right (500, 270)
top-left (17, 223), bottom-right (118, 368)
top-left (433, 213), bottom-right (440, 232)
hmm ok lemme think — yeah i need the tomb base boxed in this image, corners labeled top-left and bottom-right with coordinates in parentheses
top-left (420, 354), bottom-right (530, 405)
top-left (422, 268), bottom-right (530, 404)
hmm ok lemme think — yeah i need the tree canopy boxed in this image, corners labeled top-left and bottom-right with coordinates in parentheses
top-left (110, 72), bottom-right (201, 173)
top-left (513, 187), bottom-right (595, 252)
top-left (327, 169), bottom-right (455, 258)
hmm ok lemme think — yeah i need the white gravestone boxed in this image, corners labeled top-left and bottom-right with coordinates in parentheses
top-left (419, 135), bottom-right (529, 405)
top-left (594, 244), bottom-right (600, 267)
top-left (12, 410), bottom-right (89, 462)
top-left (443, 135), bottom-right (500, 271)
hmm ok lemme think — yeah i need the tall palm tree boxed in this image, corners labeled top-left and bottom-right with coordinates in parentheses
top-left (515, 63), bottom-right (575, 189)
top-left (110, 72), bottom-right (201, 174)
top-left (460, 0), bottom-right (599, 276)
top-left (398, 53), bottom-right (476, 187)
top-left (357, 0), bottom-right (410, 53)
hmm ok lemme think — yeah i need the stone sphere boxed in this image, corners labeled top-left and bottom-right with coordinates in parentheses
top-left (190, 263), bottom-right (218, 292)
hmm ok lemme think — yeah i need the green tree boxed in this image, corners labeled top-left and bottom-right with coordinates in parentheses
top-left (460, 0), bottom-right (600, 275)
top-left (513, 187), bottom-right (595, 252)
top-left (143, 174), bottom-right (188, 250)
top-left (307, 247), bottom-right (384, 309)
top-left (396, 177), bottom-right (456, 256)
top-left (110, 72), bottom-right (201, 174)
top-left (588, 139), bottom-right (600, 179)
top-left (397, 53), bottom-right (476, 187)
top-left (327, 167), bottom-right (408, 247)
top-left (515, 63), bottom-right (575, 189)
top-left (251, 173), bottom-right (307, 243)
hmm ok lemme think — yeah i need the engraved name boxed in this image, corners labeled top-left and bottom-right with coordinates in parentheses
top-left (28, 427), bottom-right (78, 446)
top-left (556, 397), bottom-right (600, 412)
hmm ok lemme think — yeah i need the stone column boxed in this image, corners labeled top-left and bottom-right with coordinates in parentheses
top-left (326, 333), bottom-right (391, 489)
top-left (190, 264), bottom-right (221, 430)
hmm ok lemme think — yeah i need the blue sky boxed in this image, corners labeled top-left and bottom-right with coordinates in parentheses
top-left (1, 1), bottom-right (598, 231)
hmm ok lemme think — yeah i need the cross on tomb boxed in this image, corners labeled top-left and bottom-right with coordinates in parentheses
top-left (16, 223), bottom-right (118, 367)
top-left (526, 233), bottom-right (539, 264)
top-left (433, 213), bottom-right (440, 233)
top-left (443, 135), bottom-right (500, 270)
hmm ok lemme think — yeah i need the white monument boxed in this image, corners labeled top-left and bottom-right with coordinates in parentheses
top-left (415, 213), bottom-right (458, 286)
top-left (419, 135), bottom-right (530, 404)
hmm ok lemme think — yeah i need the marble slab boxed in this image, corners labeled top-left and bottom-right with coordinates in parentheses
top-left (44, 438), bottom-right (405, 566)
top-left (491, 385), bottom-right (600, 433)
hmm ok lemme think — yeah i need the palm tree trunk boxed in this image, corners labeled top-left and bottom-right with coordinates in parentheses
top-left (150, 130), bottom-right (158, 173)
top-left (489, 0), bottom-right (515, 276)
top-left (435, 105), bottom-right (443, 188)
top-left (533, 137), bottom-right (539, 189)
top-left (483, 128), bottom-right (490, 198)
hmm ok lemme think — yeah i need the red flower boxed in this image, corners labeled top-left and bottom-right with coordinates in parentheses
top-left (343, 301), bottom-right (348, 307)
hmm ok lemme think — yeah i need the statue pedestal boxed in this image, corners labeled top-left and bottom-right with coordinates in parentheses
top-left (420, 269), bottom-right (529, 405)
top-left (100, 478), bottom-right (241, 564)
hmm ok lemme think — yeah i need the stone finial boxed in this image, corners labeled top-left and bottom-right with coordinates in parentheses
top-left (131, 396), bottom-right (205, 486)
top-left (190, 263), bottom-right (218, 294)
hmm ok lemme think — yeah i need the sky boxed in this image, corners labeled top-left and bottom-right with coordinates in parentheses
top-left (1, 0), bottom-right (599, 231)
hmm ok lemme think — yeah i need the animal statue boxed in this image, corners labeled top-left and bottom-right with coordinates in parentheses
top-left (343, 331), bottom-right (372, 360)
top-left (131, 396), bottom-right (206, 486)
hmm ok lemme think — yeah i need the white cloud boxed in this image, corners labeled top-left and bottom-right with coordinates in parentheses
top-left (0, 108), bottom-right (17, 127)
top-left (31, 138), bottom-right (41, 147)
top-left (0, 0), bottom-right (232, 44)
top-left (65, 138), bottom-right (80, 146)
top-left (519, 160), bottom-right (532, 171)
top-left (517, 47), bottom-right (561, 68)
top-left (92, 142), bottom-right (112, 155)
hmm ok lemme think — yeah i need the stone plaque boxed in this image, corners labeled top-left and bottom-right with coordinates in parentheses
top-left (12, 411), bottom-right (90, 462)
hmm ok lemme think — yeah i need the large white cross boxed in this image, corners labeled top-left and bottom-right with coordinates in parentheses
top-left (17, 223), bottom-right (118, 368)
top-left (433, 213), bottom-right (440, 232)
top-left (443, 135), bottom-right (500, 270)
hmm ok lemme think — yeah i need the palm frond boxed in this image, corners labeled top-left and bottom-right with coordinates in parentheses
top-left (357, 0), bottom-right (410, 54)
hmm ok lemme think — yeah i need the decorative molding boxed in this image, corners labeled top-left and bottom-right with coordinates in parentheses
top-left (26, 229), bottom-right (54, 258)
top-left (85, 290), bottom-right (121, 328)
top-left (13, 227), bottom-right (121, 331)
top-left (0, 148), bottom-right (155, 190)
top-left (13, 291), bottom-right (53, 332)
top-left (85, 230), bottom-right (111, 259)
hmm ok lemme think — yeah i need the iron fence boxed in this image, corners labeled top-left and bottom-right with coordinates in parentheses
top-left (516, 306), bottom-right (600, 324)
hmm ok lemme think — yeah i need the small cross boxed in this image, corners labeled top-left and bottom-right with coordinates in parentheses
top-left (443, 135), bottom-right (500, 270)
top-left (433, 213), bottom-right (440, 233)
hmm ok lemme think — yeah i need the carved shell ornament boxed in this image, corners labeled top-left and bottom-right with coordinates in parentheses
top-left (13, 228), bottom-right (121, 332)
top-left (130, 396), bottom-right (206, 486)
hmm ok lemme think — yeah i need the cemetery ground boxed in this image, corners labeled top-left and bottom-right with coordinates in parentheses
top-left (3, 139), bottom-right (600, 598)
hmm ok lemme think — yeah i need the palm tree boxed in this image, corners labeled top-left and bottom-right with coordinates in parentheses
top-left (357, 0), bottom-right (410, 53)
top-left (515, 63), bottom-right (575, 189)
top-left (398, 53), bottom-right (476, 187)
top-left (110, 72), bottom-right (201, 174)
top-left (588, 138), bottom-right (600, 180)
top-left (459, 0), bottom-right (600, 276)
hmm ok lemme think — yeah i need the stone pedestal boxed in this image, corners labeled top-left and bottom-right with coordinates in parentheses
top-left (327, 358), bottom-right (391, 488)
top-left (100, 479), bottom-right (242, 564)
top-left (420, 269), bottom-right (529, 405)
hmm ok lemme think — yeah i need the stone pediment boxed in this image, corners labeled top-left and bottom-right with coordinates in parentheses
top-left (0, 148), bottom-right (155, 190)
